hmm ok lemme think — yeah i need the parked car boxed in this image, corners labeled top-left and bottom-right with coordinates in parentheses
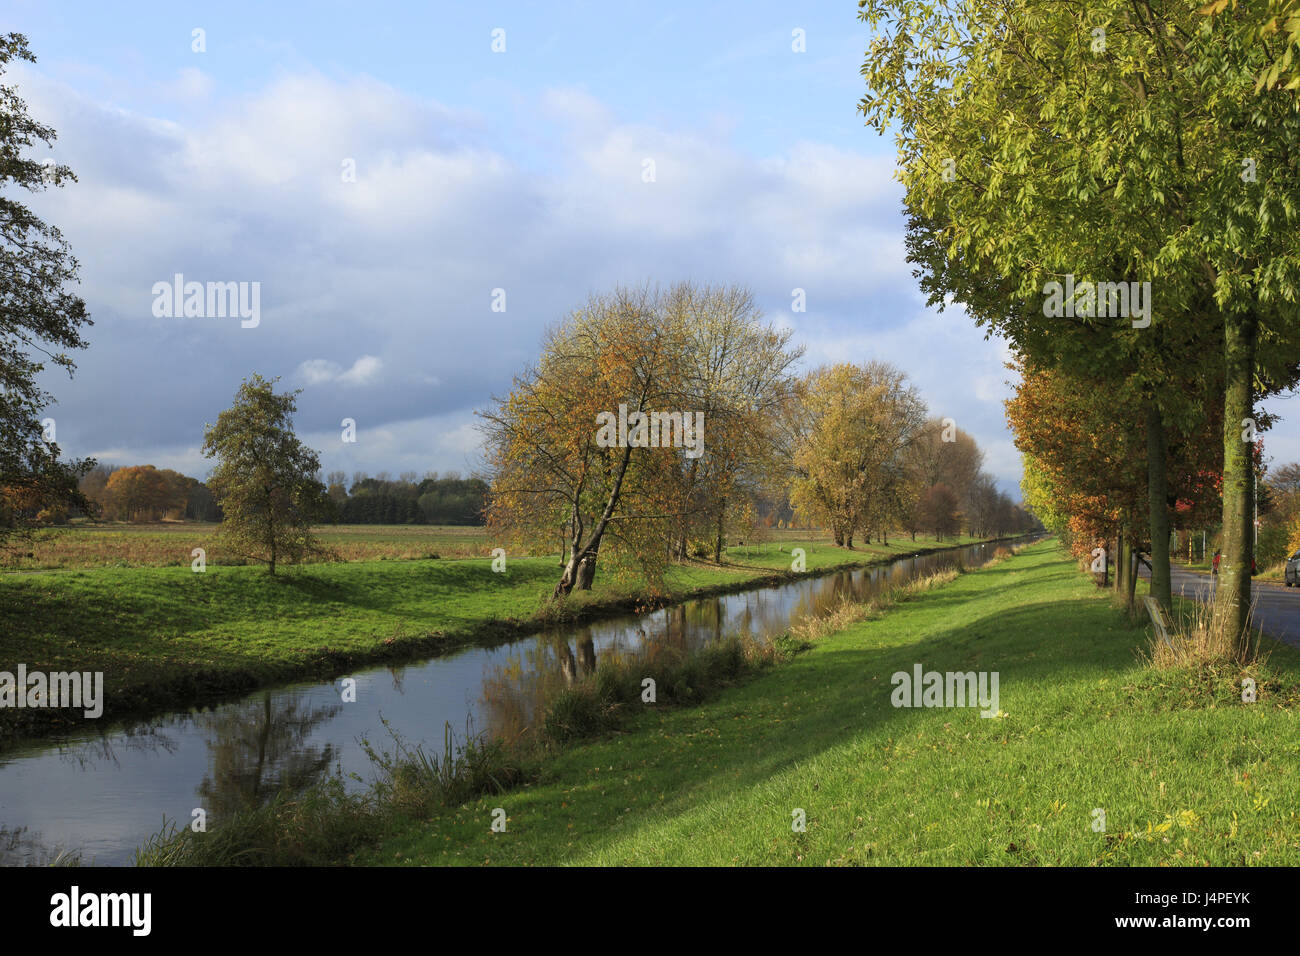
top-left (1286, 550), bottom-right (1300, 587)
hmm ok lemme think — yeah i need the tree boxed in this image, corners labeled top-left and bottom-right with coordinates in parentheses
top-left (482, 286), bottom-right (689, 597)
top-left (906, 418), bottom-right (984, 504)
top-left (660, 284), bottom-right (802, 562)
top-left (789, 362), bottom-right (927, 547)
top-left (0, 34), bottom-right (94, 544)
top-left (202, 375), bottom-right (332, 574)
top-left (1008, 357), bottom-right (1222, 608)
top-left (325, 470), bottom-right (348, 507)
top-left (917, 483), bottom-right (960, 540)
top-left (101, 465), bottom-right (191, 521)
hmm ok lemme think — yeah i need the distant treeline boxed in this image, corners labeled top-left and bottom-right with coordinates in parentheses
top-left (326, 472), bottom-right (487, 525)
top-left (70, 465), bottom-right (487, 526)
top-left (78, 464), bottom-right (222, 523)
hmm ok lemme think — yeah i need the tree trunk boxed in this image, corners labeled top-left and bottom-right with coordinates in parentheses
top-left (714, 509), bottom-right (724, 563)
top-left (576, 548), bottom-right (598, 590)
top-left (1113, 529), bottom-right (1124, 593)
top-left (1126, 543), bottom-right (1138, 614)
top-left (1146, 401), bottom-right (1172, 610)
top-left (1214, 309), bottom-right (1257, 655)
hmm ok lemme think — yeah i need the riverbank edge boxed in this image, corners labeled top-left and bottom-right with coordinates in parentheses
top-left (0, 535), bottom-right (1028, 749)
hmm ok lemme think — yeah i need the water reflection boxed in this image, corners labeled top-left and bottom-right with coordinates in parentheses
top-left (196, 693), bottom-right (341, 819)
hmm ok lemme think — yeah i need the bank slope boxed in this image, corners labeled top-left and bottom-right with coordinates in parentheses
top-left (370, 541), bottom-right (1300, 866)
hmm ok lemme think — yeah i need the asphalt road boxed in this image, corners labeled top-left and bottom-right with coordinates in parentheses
top-left (1138, 563), bottom-right (1300, 650)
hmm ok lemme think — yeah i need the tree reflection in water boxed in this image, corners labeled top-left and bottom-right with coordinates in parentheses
top-left (53, 719), bottom-right (188, 770)
top-left (195, 691), bottom-right (342, 819)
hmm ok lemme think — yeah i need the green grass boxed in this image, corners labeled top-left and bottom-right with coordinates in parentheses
top-left (0, 533), bottom-right (985, 741)
top-left (357, 541), bottom-right (1300, 866)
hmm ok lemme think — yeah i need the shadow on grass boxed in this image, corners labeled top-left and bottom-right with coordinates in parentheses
top-left (485, 571), bottom-right (1170, 865)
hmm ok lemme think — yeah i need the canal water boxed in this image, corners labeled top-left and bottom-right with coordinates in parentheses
top-left (0, 538), bottom-right (1027, 865)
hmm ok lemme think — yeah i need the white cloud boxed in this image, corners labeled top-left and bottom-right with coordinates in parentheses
top-left (169, 68), bottom-right (213, 102)
top-left (296, 356), bottom-right (383, 387)
top-left (297, 359), bottom-right (342, 385)
top-left (338, 356), bottom-right (383, 385)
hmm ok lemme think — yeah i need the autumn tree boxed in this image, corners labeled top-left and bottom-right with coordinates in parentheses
top-left (483, 286), bottom-right (689, 597)
top-left (102, 465), bottom-right (191, 521)
top-left (202, 375), bottom-right (332, 575)
top-left (906, 418), bottom-right (984, 503)
top-left (789, 362), bottom-right (927, 547)
top-left (659, 284), bottom-right (802, 561)
top-left (1007, 358), bottom-right (1222, 610)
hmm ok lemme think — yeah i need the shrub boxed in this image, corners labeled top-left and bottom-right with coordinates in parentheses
top-left (544, 687), bottom-right (614, 742)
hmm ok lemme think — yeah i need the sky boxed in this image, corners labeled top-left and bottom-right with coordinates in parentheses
top-left (8, 0), bottom-right (1296, 493)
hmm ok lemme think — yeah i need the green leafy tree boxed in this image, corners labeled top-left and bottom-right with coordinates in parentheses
top-left (202, 375), bottom-right (333, 574)
top-left (0, 34), bottom-right (94, 542)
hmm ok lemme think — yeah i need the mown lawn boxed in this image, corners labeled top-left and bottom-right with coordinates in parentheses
top-left (0, 534), bottom-right (980, 740)
top-left (363, 540), bottom-right (1300, 866)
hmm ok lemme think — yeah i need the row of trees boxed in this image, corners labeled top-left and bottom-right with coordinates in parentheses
top-left (482, 282), bottom-right (1038, 598)
top-left (859, 0), bottom-right (1300, 656)
top-left (788, 363), bottom-right (1032, 544)
top-left (61, 465), bottom-right (488, 527)
top-left (324, 471), bottom-right (487, 525)
top-left (1008, 358), bottom-right (1225, 610)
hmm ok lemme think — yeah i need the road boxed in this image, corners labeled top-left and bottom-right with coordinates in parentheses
top-left (1138, 563), bottom-right (1300, 650)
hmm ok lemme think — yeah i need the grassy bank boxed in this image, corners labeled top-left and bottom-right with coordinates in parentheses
top-left (0, 532), bottom-right (991, 743)
top-left (341, 540), bottom-right (1300, 866)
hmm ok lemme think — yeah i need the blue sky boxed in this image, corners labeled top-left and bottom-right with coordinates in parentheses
top-left (15, 0), bottom-right (1260, 495)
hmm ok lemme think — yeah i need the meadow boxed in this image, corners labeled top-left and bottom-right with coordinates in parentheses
top-left (0, 522), bottom-right (492, 569)
top-left (0, 521), bottom-right (987, 570)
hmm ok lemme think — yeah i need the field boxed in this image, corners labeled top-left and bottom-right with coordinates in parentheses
top-left (356, 540), bottom-right (1300, 866)
top-left (0, 522), bottom-right (987, 571)
top-left (0, 523), bottom-right (493, 569)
